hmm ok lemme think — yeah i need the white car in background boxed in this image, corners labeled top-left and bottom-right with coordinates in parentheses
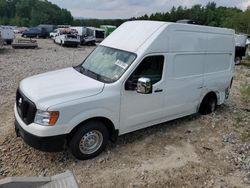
top-left (54, 28), bottom-right (80, 47)
top-left (49, 29), bottom-right (59, 39)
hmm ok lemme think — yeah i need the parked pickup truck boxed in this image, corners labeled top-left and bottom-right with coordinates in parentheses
top-left (54, 29), bottom-right (80, 47)
top-left (22, 27), bottom-right (49, 38)
top-left (15, 21), bottom-right (235, 160)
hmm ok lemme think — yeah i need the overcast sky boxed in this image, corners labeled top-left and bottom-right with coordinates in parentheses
top-left (49, 0), bottom-right (250, 19)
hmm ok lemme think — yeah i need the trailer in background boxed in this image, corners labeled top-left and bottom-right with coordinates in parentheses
top-left (0, 25), bottom-right (15, 44)
top-left (235, 34), bottom-right (248, 65)
top-left (0, 31), bottom-right (3, 48)
top-left (12, 39), bottom-right (38, 49)
top-left (37, 24), bottom-right (56, 33)
top-left (87, 27), bottom-right (105, 42)
top-left (100, 25), bottom-right (116, 38)
top-left (246, 35), bottom-right (250, 45)
top-left (69, 26), bottom-right (95, 45)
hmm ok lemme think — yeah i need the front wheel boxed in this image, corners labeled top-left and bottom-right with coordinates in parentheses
top-left (69, 121), bottom-right (109, 160)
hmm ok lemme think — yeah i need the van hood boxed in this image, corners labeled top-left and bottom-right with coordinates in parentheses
top-left (19, 67), bottom-right (104, 110)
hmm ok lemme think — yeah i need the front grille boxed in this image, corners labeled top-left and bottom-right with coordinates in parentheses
top-left (16, 89), bottom-right (37, 125)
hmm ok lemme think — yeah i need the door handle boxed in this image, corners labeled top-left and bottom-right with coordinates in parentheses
top-left (154, 89), bottom-right (163, 93)
top-left (197, 86), bottom-right (203, 89)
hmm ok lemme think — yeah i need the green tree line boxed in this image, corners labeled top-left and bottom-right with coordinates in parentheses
top-left (133, 2), bottom-right (250, 34)
top-left (74, 2), bottom-right (250, 34)
top-left (0, 0), bottom-right (73, 26)
top-left (73, 18), bottom-right (125, 28)
top-left (0, 1), bottom-right (250, 34)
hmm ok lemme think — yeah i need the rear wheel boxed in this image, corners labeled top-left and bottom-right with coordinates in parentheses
top-left (6, 40), bottom-right (12, 45)
top-left (69, 121), bottom-right (109, 160)
top-left (199, 94), bottom-right (217, 115)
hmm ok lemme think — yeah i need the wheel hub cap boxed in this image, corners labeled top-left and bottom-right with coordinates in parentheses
top-left (79, 130), bottom-right (103, 154)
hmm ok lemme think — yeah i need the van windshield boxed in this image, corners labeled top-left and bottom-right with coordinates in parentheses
top-left (78, 46), bottom-right (136, 83)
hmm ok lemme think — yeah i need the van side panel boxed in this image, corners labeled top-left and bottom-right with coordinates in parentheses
top-left (163, 53), bottom-right (204, 117)
top-left (203, 52), bottom-right (234, 105)
top-left (169, 31), bottom-right (207, 52)
top-left (206, 33), bottom-right (235, 52)
top-left (203, 32), bottom-right (234, 105)
top-left (204, 53), bottom-right (232, 73)
top-left (174, 53), bottom-right (203, 77)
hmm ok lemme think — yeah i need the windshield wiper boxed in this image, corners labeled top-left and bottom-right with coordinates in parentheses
top-left (77, 66), bottom-right (114, 83)
top-left (79, 66), bottom-right (100, 80)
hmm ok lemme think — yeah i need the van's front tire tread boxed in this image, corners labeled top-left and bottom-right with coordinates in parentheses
top-left (69, 121), bottom-right (109, 160)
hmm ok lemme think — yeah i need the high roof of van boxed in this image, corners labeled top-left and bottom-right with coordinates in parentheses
top-left (101, 21), bottom-right (166, 52)
top-left (101, 20), bottom-right (234, 53)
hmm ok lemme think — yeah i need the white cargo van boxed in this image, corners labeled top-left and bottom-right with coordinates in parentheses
top-left (15, 21), bottom-right (235, 160)
top-left (0, 25), bottom-right (15, 44)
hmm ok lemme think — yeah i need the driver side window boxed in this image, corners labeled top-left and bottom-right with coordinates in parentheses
top-left (125, 55), bottom-right (164, 90)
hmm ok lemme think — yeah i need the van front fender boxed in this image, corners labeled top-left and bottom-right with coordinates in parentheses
top-left (65, 108), bottom-right (118, 134)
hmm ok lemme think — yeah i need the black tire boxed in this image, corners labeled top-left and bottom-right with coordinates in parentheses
top-left (69, 121), bottom-right (109, 160)
top-left (199, 95), bottom-right (217, 115)
top-left (6, 40), bottom-right (12, 45)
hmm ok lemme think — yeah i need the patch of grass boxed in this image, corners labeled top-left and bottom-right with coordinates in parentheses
top-left (247, 55), bottom-right (250, 61)
top-left (240, 127), bottom-right (250, 142)
top-left (241, 61), bottom-right (250, 68)
top-left (240, 82), bottom-right (250, 103)
top-left (234, 115), bottom-right (243, 128)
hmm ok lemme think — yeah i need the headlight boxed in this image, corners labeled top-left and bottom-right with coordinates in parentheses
top-left (34, 110), bottom-right (59, 126)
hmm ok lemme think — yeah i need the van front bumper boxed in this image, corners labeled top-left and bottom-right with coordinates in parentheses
top-left (15, 120), bottom-right (66, 152)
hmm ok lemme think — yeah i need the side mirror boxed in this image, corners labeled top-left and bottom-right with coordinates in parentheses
top-left (137, 77), bottom-right (152, 94)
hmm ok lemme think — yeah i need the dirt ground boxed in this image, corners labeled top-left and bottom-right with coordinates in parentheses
top-left (0, 38), bottom-right (249, 188)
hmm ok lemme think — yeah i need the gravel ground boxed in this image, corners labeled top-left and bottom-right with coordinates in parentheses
top-left (0, 38), bottom-right (250, 188)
